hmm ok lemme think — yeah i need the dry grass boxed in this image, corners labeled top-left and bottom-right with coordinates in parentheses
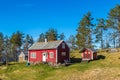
top-left (0, 50), bottom-right (120, 80)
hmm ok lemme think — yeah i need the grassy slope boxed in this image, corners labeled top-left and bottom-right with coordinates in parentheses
top-left (0, 50), bottom-right (120, 80)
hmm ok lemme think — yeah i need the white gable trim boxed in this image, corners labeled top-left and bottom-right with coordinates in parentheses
top-left (56, 40), bottom-right (63, 48)
top-left (19, 52), bottom-right (25, 57)
top-left (92, 52), bottom-right (93, 60)
top-left (56, 49), bottom-right (58, 63)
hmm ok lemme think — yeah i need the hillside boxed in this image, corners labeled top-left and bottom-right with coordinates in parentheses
top-left (0, 50), bottom-right (120, 80)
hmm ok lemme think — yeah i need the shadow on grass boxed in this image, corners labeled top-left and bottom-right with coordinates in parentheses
top-left (97, 55), bottom-right (106, 60)
top-left (70, 55), bottom-right (106, 64)
top-left (70, 56), bottom-right (82, 63)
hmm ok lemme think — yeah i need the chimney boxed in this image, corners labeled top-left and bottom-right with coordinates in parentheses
top-left (45, 38), bottom-right (47, 43)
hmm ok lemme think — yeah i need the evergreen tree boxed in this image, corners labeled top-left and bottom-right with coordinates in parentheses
top-left (106, 4), bottom-right (120, 47)
top-left (76, 12), bottom-right (94, 49)
top-left (38, 33), bottom-right (45, 42)
top-left (0, 32), bottom-right (4, 62)
top-left (45, 28), bottom-right (58, 41)
top-left (23, 34), bottom-right (34, 51)
top-left (95, 18), bottom-right (106, 49)
top-left (59, 33), bottom-right (65, 40)
top-left (67, 35), bottom-right (76, 50)
top-left (111, 32), bottom-right (117, 48)
top-left (10, 31), bottom-right (24, 61)
top-left (4, 36), bottom-right (12, 65)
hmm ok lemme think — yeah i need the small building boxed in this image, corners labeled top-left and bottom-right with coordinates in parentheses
top-left (81, 48), bottom-right (97, 61)
top-left (18, 51), bottom-right (25, 62)
top-left (28, 40), bottom-right (70, 64)
top-left (18, 51), bottom-right (28, 62)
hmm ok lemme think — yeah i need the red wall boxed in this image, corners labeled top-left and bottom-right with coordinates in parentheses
top-left (28, 41), bottom-right (70, 64)
top-left (82, 49), bottom-right (97, 60)
top-left (57, 41), bottom-right (70, 63)
top-left (29, 49), bottom-right (56, 63)
top-left (82, 50), bottom-right (92, 59)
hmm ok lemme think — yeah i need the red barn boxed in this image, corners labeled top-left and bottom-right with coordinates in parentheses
top-left (81, 48), bottom-right (97, 61)
top-left (28, 40), bottom-right (70, 64)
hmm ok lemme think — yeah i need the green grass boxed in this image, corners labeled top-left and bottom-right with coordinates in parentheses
top-left (0, 50), bottom-right (120, 80)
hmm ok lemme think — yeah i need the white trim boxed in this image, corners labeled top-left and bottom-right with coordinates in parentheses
top-left (49, 52), bottom-right (54, 58)
top-left (56, 49), bottom-right (58, 63)
top-left (92, 52), bottom-right (93, 60)
top-left (56, 40), bottom-right (63, 48)
top-left (31, 52), bottom-right (36, 58)
top-left (82, 58), bottom-right (91, 61)
top-left (42, 52), bottom-right (47, 62)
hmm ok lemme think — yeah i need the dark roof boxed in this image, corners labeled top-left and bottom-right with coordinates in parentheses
top-left (80, 48), bottom-right (97, 53)
top-left (29, 40), bottom-right (63, 50)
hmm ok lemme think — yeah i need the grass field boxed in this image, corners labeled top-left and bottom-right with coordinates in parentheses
top-left (0, 50), bottom-right (120, 80)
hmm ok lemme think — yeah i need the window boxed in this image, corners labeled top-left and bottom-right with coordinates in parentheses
top-left (88, 52), bottom-right (91, 54)
top-left (31, 52), bottom-right (36, 58)
top-left (62, 43), bottom-right (65, 49)
top-left (49, 52), bottom-right (54, 58)
top-left (62, 52), bottom-right (66, 56)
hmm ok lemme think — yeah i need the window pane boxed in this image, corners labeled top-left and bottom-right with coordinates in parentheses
top-left (62, 43), bottom-right (65, 48)
top-left (62, 52), bottom-right (66, 56)
top-left (50, 52), bottom-right (54, 58)
top-left (31, 52), bottom-right (36, 58)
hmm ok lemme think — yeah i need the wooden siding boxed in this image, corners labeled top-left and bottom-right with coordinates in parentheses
top-left (57, 41), bottom-right (70, 63)
top-left (82, 49), bottom-right (97, 60)
top-left (29, 49), bottom-right (56, 63)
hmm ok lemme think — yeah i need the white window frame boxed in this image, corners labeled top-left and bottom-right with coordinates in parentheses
top-left (62, 52), bottom-right (66, 56)
top-left (88, 52), bottom-right (91, 54)
top-left (49, 52), bottom-right (54, 58)
top-left (31, 52), bottom-right (36, 58)
top-left (62, 43), bottom-right (65, 49)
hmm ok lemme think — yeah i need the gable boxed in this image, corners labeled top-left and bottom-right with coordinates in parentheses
top-left (19, 52), bottom-right (25, 57)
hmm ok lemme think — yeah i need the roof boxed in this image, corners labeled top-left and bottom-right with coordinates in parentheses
top-left (80, 48), bottom-right (97, 53)
top-left (29, 40), bottom-right (63, 50)
top-left (19, 52), bottom-right (25, 57)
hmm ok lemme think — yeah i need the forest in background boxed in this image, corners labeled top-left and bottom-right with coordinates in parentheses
top-left (0, 4), bottom-right (120, 62)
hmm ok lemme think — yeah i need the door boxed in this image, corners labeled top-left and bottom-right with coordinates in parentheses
top-left (42, 52), bottom-right (47, 62)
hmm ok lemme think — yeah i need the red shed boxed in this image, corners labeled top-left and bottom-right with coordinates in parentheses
top-left (81, 48), bottom-right (97, 61)
top-left (28, 40), bottom-right (70, 64)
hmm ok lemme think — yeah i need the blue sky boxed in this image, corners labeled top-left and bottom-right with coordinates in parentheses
top-left (0, 0), bottom-right (120, 41)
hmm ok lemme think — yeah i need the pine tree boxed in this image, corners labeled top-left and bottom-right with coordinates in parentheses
top-left (38, 33), bottom-right (45, 42)
top-left (45, 28), bottom-right (58, 41)
top-left (10, 31), bottom-right (24, 61)
top-left (106, 4), bottom-right (120, 47)
top-left (76, 12), bottom-right (94, 49)
top-left (0, 32), bottom-right (4, 62)
top-left (95, 18), bottom-right (106, 49)
top-left (67, 35), bottom-right (76, 50)
top-left (59, 33), bottom-right (65, 40)
top-left (4, 36), bottom-right (12, 65)
top-left (23, 34), bottom-right (34, 51)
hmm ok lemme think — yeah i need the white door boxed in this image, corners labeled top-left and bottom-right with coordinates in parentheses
top-left (42, 53), bottom-right (47, 62)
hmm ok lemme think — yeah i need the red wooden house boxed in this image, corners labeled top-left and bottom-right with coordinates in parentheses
top-left (28, 40), bottom-right (70, 64)
top-left (81, 48), bottom-right (97, 61)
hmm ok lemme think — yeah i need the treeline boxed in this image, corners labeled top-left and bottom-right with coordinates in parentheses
top-left (0, 28), bottom-right (65, 63)
top-left (0, 4), bottom-right (120, 62)
top-left (0, 31), bottom-right (34, 63)
top-left (75, 4), bottom-right (120, 50)
top-left (38, 4), bottom-right (120, 50)
top-left (38, 28), bottom-right (65, 42)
